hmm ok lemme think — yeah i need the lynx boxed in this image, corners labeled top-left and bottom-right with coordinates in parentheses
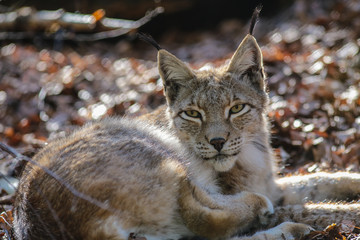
top-left (13, 8), bottom-right (360, 240)
top-left (140, 34), bottom-right (360, 231)
top-left (141, 34), bottom-right (360, 230)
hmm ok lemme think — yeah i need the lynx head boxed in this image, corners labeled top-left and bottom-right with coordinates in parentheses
top-left (158, 35), bottom-right (269, 172)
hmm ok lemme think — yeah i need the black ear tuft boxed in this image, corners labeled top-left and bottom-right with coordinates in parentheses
top-left (249, 4), bottom-right (262, 35)
top-left (137, 32), bottom-right (162, 50)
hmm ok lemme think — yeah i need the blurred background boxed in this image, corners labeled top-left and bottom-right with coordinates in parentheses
top-left (0, 0), bottom-right (359, 238)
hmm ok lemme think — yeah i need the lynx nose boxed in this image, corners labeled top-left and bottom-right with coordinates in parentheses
top-left (210, 138), bottom-right (226, 152)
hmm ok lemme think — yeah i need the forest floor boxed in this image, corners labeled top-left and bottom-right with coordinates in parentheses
top-left (0, 0), bottom-right (359, 239)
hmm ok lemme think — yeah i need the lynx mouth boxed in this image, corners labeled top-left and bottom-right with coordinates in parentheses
top-left (204, 152), bottom-right (239, 161)
top-left (204, 153), bottom-right (239, 172)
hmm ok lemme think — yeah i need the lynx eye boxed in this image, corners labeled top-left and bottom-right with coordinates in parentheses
top-left (184, 110), bottom-right (201, 118)
top-left (229, 104), bottom-right (249, 115)
top-left (230, 104), bottom-right (245, 114)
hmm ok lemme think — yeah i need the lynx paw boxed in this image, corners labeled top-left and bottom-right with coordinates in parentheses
top-left (272, 222), bottom-right (313, 240)
top-left (254, 193), bottom-right (274, 226)
top-left (232, 222), bottom-right (312, 240)
top-left (231, 191), bottom-right (274, 229)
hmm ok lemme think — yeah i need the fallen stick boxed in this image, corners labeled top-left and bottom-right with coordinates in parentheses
top-left (0, 6), bottom-right (164, 41)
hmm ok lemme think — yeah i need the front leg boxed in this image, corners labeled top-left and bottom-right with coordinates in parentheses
top-left (178, 180), bottom-right (274, 240)
top-left (276, 172), bottom-right (360, 204)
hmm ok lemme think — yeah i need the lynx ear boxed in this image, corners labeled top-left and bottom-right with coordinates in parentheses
top-left (227, 34), bottom-right (265, 90)
top-left (158, 49), bottom-right (195, 104)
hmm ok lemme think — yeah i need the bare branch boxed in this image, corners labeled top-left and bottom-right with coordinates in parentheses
top-left (0, 6), bottom-right (164, 41)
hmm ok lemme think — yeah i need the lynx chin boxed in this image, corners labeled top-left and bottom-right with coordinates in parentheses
top-left (13, 10), bottom-right (360, 240)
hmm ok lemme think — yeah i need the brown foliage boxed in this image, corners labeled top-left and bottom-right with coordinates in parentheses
top-left (0, 0), bottom-right (359, 239)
